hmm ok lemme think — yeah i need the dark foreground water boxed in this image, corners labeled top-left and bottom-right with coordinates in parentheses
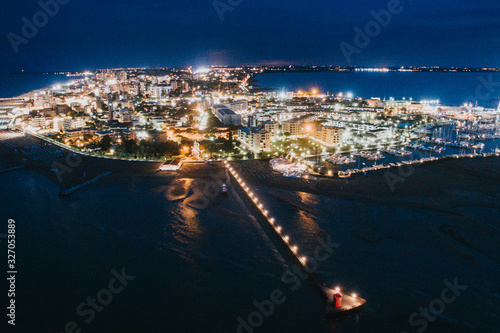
top-left (0, 169), bottom-right (326, 332)
top-left (0, 161), bottom-right (498, 333)
top-left (255, 72), bottom-right (500, 108)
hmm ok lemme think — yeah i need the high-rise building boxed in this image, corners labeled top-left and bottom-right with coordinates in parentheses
top-left (247, 116), bottom-right (257, 127)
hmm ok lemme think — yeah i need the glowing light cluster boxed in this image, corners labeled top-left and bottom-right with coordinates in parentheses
top-left (223, 160), bottom-right (362, 304)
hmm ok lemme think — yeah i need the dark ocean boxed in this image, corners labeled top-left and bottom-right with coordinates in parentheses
top-left (1, 162), bottom-right (498, 333)
top-left (255, 71), bottom-right (500, 108)
top-left (0, 73), bottom-right (78, 98)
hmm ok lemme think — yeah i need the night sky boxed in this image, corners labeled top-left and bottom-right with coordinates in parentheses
top-left (1, 0), bottom-right (499, 72)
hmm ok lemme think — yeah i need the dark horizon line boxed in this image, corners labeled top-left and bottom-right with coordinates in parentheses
top-left (5, 64), bottom-right (500, 75)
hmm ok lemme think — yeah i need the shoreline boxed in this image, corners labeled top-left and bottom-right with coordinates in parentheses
top-left (231, 156), bottom-right (500, 216)
top-left (0, 130), bottom-right (165, 190)
top-left (0, 73), bottom-right (83, 99)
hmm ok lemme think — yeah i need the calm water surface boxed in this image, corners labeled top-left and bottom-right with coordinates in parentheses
top-left (255, 72), bottom-right (500, 108)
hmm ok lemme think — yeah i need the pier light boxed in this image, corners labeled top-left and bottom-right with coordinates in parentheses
top-left (284, 236), bottom-right (289, 242)
top-left (258, 203), bottom-right (263, 209)
top-left (352, 293), bottom-right (357, 298)
top-left (301, 257), bottom-right (307, 263)
top-left (241, 183), bottom-right (246, 187)
top-left (292, 246), bottom-right (298, 253)
top-left (335, 287), bottom-right (341, 293)
top-left (269, 218), bottom-right (275, 224)
top-left (263, 210), bottom-right (268, 216)
top-left (276, 226), bottom-right (282, 233)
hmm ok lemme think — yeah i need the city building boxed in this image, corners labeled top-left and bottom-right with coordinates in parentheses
top-left (213, 105), bottom-right (242, 125)
top-left (225, 100), bottom-right (248, 113)
top-left (247, 115), bottom-right (257, 127)
top-left (150, 85), bottom-right (172, 99)
top-left (64, 127), bottom-right (94, 141)
top-left (310, 126), bottom-right (343, 147)
top-left (263, 121), bottom-right (279, 135)
top-left (237, 127), bottom-right (271, 153)
top-left (282, 121), bottom-right (301, 136)
top-left (31, 116), bottom-right (47, 128)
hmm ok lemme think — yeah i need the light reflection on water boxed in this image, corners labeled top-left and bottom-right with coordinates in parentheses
top-left (2, 160), bottom-right (498, 332)
top-left (254, 182), bottom-right (499, 332)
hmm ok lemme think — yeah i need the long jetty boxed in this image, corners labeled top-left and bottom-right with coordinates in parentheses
top-left (59, 171), bottom-right (112, 197)
top-left (224, 160), bottom-right (366, 317)
top-left (0, 166), bottom-right (24, 174)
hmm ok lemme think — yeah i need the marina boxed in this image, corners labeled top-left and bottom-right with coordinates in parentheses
top-left (279, 122), bottom-right (500, 179)
top-left (323, 154), bottom-right (356, 165)
top-left (337, 152), bottom-right (498, 179)
top-left (352, 151), bottom-right (385, 161)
